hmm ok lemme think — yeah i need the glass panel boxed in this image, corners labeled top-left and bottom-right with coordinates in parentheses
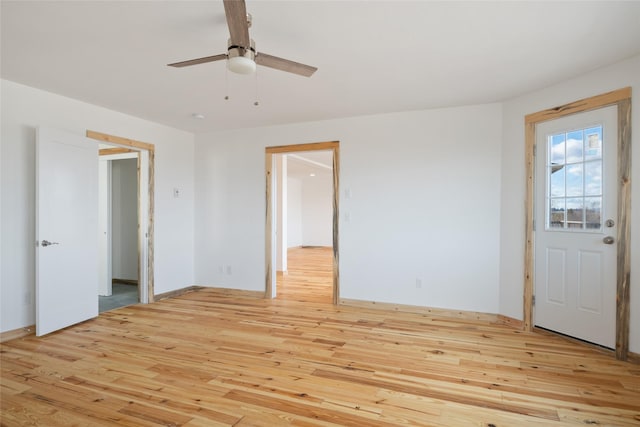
top-left (549, 198), bottom-right (565, 229)
top-left (566, 197), bottom-right (584, 229)
top-left (549, 165), bottom-right (565, 197)
top-left (566, 163), bottom-right (583, 197)
top-left (545, 124), bottom-right (604, 233)
top-left (585, 197), bottom-right (602, 230)
top-left (584, 161), bottom-right (602, 196)
top-left (584, 126), bottom-right (602, 160)
top-left (550, 134), bottom-right (565, 164)
top-left (566, 130), bottom-right (584, 163)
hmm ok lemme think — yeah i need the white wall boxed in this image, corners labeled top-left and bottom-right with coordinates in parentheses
top-left (111, 158), bottom-right (138, 280)
top-left (285, 169), bottom-right (332, 249)
top-left (287, 177), bottom-right (303, 248)
top-left (300, 173), bottom-right (333, 247)
top-left (0, 79), bottom-right (195, 333)
top-left (499, 54), bottom-right (640, 352)
top-left (194, 103), bottom-right (503, 313)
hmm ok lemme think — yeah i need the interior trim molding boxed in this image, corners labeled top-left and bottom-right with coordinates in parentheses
top-left (87, 130), bottom-right (155, 152)
top-left (265, 141), bottom-right (338, 154)
top-left (99, 147), bottom-right (134, 156)
top-left (198, 287), bottom-right (265, 299)
top-left (496, 315), bottom-right (525, 329)
top-left (627, 351), bottom-right (640, 365)
top-left (154, 286), bottom-right (203, 301)
top-left (339, 298), bottom-right (501, 323)
top-left (112, 278), bottom-right (138, 286)
top-left (0, 325), bottom-right (35, 343)
top-left (523, 87), bottom-right (632, 361)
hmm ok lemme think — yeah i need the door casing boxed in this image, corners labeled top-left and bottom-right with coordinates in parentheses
top-left (533, 106), bottom-right (617, 348)
top-left (523, 88), bottom-right (632, 360)
top-left (265, 141), bottom-right (340, 303)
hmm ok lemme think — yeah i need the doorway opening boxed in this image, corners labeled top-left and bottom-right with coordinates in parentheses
top-left (88, 130), bottom-right (156, 309)
top-left (523, 88), bottom-right (632, 360)
top-left (265, 141), bottom-right (340, 304)
top-left (98, 153), bottom-right (140, 312)
top-left (275, 151), bottom-right (334, 303)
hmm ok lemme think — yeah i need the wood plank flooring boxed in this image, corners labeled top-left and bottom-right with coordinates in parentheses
top-left (276, 247), bottom-right (333, 304)
top-left (2, 249), bottom-right (640, 426)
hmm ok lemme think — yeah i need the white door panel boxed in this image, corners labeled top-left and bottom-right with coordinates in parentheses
top-left (534, 106), bottom-right (617, 348)
top-left (36, 127), bottom-right (99, 336)
top-left (577, 250), bottom-right (603, 313)
top-left (98, 159), bottom-right (112, 296)
top-left (545, 247), bottom-right (566, 305)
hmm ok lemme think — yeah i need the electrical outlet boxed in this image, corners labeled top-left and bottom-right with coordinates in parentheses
top-left (415, 278), bottom-right (422, 289)
top-left (226, 265), bottom-right (232, 275)
top-left (173, 188), bottom-right (180, 198)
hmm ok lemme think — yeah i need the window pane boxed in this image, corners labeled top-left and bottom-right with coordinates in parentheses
top-left (566, 164), bottom-right (583, 197)
top-left (585, 197), bottom-right (602, 230)
top-left (566, 197), bottom-right (584, 229)
top-left (550, 134), bottom-right (565, 164)
top-left (549, 198), bottom-right (565, 229)
top-left (584, 161), bottom-right (602, 196)
top-left (549, 165), bottom-right (565, 197)
top-left (585, 126), bottom-right (602, 160)
top-left (566, 130), bottom-right (583, 163)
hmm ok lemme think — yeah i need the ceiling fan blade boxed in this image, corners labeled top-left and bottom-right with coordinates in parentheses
top-left (167, 54), bottom-right (227, 68)
top-left (256, 53), bottom-right (317, 77)
top-left (223, 0), bottom-right (250, 48)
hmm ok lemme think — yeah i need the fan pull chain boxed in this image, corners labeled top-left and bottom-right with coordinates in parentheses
top-left (224, 66), bottom-right (229, 101)
top-left (254, 67), bottom-right (259, 106)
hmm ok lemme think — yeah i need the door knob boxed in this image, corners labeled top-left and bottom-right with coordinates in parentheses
top-left (602, 236), bottom-right (615, 245)
top-left (41, 240), bottom-right (59, 247)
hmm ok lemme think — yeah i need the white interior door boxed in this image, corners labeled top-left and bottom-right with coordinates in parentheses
top-left (98, 159), bottom-right (112, 296)
top-left (36, 127), bottom-right (99, 336)
top-left (534, 106), bottom-right (617, 348)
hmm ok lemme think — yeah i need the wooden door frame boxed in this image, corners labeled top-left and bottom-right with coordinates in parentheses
top-left (265, 141), bottom-right (340, 303)
top-left (523, 87), bottom-right (632, 360)
top-left (88, 130), bottom-right (156, 303)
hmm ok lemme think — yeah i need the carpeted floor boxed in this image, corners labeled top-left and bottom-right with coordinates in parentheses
top-left (99, 283), bottom-right (138, 312)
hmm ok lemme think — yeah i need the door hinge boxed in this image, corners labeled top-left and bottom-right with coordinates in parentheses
top-left (532, 295), bottom-right (536, 306)
top-left (533, 144), bottom-right (537, 157)
top-left (533, 219), bottom-right (536, 231)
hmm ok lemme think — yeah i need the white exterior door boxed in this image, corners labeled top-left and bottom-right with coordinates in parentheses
top-left (534, 106), bottom-right (617, 348)
top-left (36, 127), bottom-right (99, 336)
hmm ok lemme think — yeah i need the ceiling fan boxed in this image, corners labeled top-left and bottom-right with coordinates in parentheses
top-left (168, 0), bottom-right (317, 77)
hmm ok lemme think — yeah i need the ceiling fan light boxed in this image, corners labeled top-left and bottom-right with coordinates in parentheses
top-left (227, 54), bottom-right (256, 74)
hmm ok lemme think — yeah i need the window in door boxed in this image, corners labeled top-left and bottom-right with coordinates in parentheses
top-left (546, 125), bottom-right (603, 232)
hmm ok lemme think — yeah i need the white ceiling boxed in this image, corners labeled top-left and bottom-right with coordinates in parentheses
top-left (285, 151), bottom-right (333, 179)
top-left (2, 1), bottom-right (640, 134)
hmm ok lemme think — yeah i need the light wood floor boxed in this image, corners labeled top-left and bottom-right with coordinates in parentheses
top-left (276, 247), bottom-right (333, 304)
top-left (2, 250), bottom-right (640, 426)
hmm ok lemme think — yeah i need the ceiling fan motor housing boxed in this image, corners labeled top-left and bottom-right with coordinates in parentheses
top-left (227, 38), bottom-right (256, 74)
